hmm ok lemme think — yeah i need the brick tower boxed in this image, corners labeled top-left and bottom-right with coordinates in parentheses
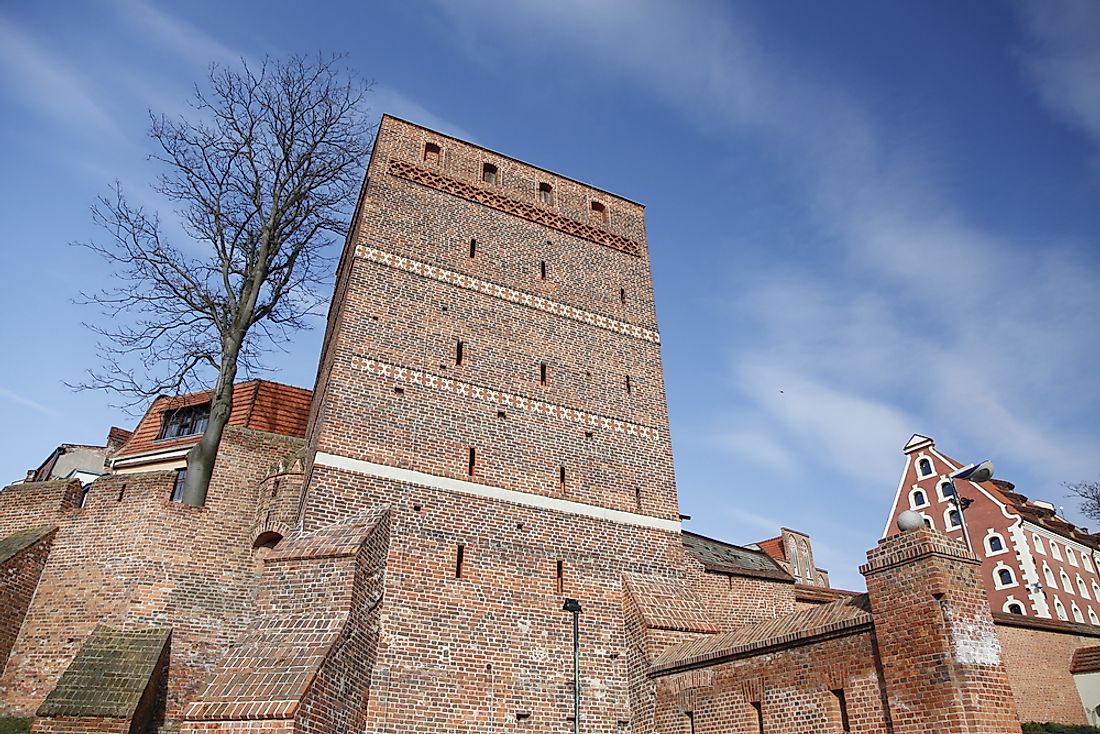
top-left (299, 116), bottom-right (687, 732)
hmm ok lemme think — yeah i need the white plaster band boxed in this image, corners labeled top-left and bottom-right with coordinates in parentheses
top-left (313, 451), bottom-right (681, 533)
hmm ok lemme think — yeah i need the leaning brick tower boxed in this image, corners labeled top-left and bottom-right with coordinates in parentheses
top-left (301, 115), bottom-right (687, 732)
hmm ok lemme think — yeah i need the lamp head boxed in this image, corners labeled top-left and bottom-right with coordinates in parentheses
top-left (562, 598), bottom-right (582, 614)
top-left (950, 460), bottom-right (995, 484)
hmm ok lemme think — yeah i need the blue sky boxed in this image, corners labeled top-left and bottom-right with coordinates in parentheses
top-left (1, 0), bottom-right (1098, 589)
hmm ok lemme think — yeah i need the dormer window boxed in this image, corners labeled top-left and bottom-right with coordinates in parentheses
top-left (482, 162), bottom-right (498, 185)
top-left (590, 200), bottom-right (607, 223)
top-left (159, 403), bottom-right (210, 439)
top-left (424, 142), bottom-right (441, 164)
top-left (539, 182), bottom-right (553, 204)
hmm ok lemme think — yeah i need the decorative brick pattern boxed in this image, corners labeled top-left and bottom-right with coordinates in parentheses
top-left (356, 244), bottom-right (659, 343)
top-left (349, 354), bottom-right (661, 440)
top-left (388, 159), bottom-right (644, 257)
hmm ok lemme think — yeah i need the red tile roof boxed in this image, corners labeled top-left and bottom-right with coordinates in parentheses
top-left (1072, 645), bottom-right (1100, 674)
top-left (113, 380), bottom-right (312, 461)
top-left (755, 536), bottom-right (786, 561)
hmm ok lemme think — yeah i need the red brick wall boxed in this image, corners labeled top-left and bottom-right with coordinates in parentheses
top-left (688, 571), bottom-right (795, 633)
top-left (0, 481), bottom-right (80, 539)
top-left (651, 631), bottom-right (891, 734)
top-left (29, 716), bottom-right (129, 733)
top-left (996, 616), bottom-right (1100, 724)
top-left (0, 529), bottom-right (56, 671)
top-left (0, 426), bottom-right (305, 724)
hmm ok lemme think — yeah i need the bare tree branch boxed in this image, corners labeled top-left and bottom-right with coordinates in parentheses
top-left (72, 53), bottom-right (374, 504)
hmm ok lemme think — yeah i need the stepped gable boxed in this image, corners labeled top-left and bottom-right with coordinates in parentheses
top-left (0, 526), bottom-right (55, 563)
top-left (36, 625), bottom-right (170, 719)
top-left (182, 508), bottom-right (389, 725)
top-left (683, 530), bottom-right (792, 581)
top-left (650, 593), bottom-right (873, 673)
top-left (112, 379), bottom-right (312, 462)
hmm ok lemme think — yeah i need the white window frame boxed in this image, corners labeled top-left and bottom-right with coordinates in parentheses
top-left (909, 487), bottom-right (929, 509)
top-left (1079, 575), bottom-right (1091, 599)
top-left (993, 562), bottom-right (1018, 590)
top-left (1073, 602), bottom-right (1085, 624)
top-left (1062, 569), bottom-right (1075, 594)
top-left (1054, 596), bottom-right (1068, 621)
top-left (944, 507), bottom-right (962, 531)
top-left (1043, 562), bottom-right (1057, 588)
top-left (1083, 554), bottom-right (1094, 573)
top-left (916, 454), bottom-right (934, 479)
top-left (984, 530), bottom-right (1008, 557)
top-left (936, 479), bottom-right (957, 502)
top-left (1090, 607), bottom-right (1100, 625)
top-left (1068, 547), bottom-right (1080, 567)
top-left (1033, 534), bottom-right (1046, 555)
top-left (1051, 541), bottom-right (1063, 561)
top-left (920, 512), bottom-right (935, 530)
top-left (1002, 596), bottom-right (1027, 615)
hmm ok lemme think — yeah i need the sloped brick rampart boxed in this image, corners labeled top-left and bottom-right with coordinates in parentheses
top-left (0, 527), bottom-right (56, 669)
top-left (180, 509), bottom-right (390, 733)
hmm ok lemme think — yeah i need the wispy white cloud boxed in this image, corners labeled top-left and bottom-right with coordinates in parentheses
top-left (0, 387), bottom-right (59, 417)
top-left (371, 85), bottom-right (476, 143)
top-left (0, 15), bottom-right (121, 137)
top-left (106, 0), bottom-right (239, 69)
top-left (1014, 0), bottom-right (1100, 151)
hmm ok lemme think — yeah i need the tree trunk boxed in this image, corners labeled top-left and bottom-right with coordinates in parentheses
top-left (180, 354), bottom-right (239, 507)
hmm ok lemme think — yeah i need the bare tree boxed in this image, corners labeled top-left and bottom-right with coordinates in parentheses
top-left (1067, 481), bottom-right (1100, 525)
top-left (74, 54), bottom-right (373, 506)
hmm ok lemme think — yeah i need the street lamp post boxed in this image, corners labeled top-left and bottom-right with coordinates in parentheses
top-left (947, 460), bottom-right (995, 555)
top-left (563, 598), bottom-right (582, 734)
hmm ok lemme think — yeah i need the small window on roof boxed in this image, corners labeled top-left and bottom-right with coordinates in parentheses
top-left (159, 403), bottom-right (210, 440)
top-left (918, 457), bottom-right (933, 477)
top-left (1006, 602), bottom-right (1024, 615)
top-left (482, 162), bottom-right (498, 184)
top-left (424, 141), bottom-right (441, 164)
top-left (539, 181), bottom-right (553, 204)
top-left (590, 200), bottom-right (607, 222)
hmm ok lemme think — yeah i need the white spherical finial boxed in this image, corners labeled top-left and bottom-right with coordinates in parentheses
top-left (897, 510), bottom-right (924, 532)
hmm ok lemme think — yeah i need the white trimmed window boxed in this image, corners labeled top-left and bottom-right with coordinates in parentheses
top-left (1051, 541), bottom-right (1063, 561)
top-left (944, 508), bottom-right (962, 531)
top-left (1084, 554), bottom-right (1094, 573)
top-left (994, 563), bottom-right (1017, 589)
top-left (1062, 569), bottom-right (1074, 594)
top-left (1068, 547), bottom-right (1079, 567)
top-left (909, 488), bottom-right (929, 509)
top-left (1090, 607), bottom-right (1099, 626)
top-left (921, 513), bottom-right (934, 530)
top-left (1079, 575), bottom-right (1090, 599)
top-left (984, 531), bottom-right (1007, 556)
top-left (1033, 534), bottom-right (1046, 555)
top-left (1003, 597), bottom-right (1026, 615)
top-left (1073, 602), bottom-right (1085, 624)
top-left (937, 480), bottom-right (957, 502)
top-left (1092, 581), bottom-right (1100, 599)
top-left (1044, 563), bottom-right (1057, 588)
top-left (1054, 596), bottom-right (1068, 621)
top-left (917, 456), bottom-right (934, 478)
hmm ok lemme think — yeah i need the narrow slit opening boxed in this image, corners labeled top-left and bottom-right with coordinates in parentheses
top-left (540, 260), bottom-right (547, 280)
top-left (469, 239), bottom-right (477, 258)
top-left (455, 544), bottom-right (465, 578)
top-left (540, 362), bottom-right (547, 386)
top-left (468, 447), bottom-right (476, 476)
top-left (556, 560), bottom-right (564, 594)
top-left (456, 340), bottom-right (464, 366)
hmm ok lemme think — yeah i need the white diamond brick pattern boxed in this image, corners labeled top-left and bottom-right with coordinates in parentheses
top-left (349, 354), bottom-right (661, 441)
top-left (356, 245), bottom-right (661, 344)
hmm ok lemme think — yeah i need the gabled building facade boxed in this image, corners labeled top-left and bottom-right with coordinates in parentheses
top-left (883, 433), bottom-right (1100, 625)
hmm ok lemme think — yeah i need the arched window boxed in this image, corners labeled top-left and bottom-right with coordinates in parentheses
top-left (910, 489), bottom-right (928, 508)
top-left (1073, 603), bottom-right (1085, 624)
top-left (922, 515), bottom-right (933, 529)
top-left (939, 480), bottom-right (956, 500)
top-left (985, 532), bottom-right (1006, 555)
top-left (1062, 570), bottom-right (1074, 594)
top-left (1068, 547), bottom-right (1079, 566)
top-left (918, 457), bottom-right (933, 477)
top-left (1092, 581), bottom-right (1100, 600)
top-left (790, 549), bottom-right (800, 577)
top-left (1044, 563), bottom-right (1057, 588)
top-left (1054, 596), bottom-right (1068, 621)
top-left (1090, 607), bottom-right (1099, 626)
top-left (994, 564), bottom-right (1016, 589)
top-left (945, 508), bottom-right (962, 530)
top-left (1079, 575), bottom-right (1090, 599)
top-left (1083, 554), bottom-right (1094, 573)
top-left (1051, 541), bottom-right (1063, 561)
top-left (1033, 534), bottom-right (1046, 555)
top-left (1003, 600), bottom-right (1025, 615)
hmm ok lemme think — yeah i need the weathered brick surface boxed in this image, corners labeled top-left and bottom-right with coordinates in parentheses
top-left (0, 527), bottom-right (56, 669)
top-left (862, 528), bottom-right (1022, 733)
top-left (995, 614), bottom-right (1100, 724)
top-left (0, 426), bottom-right (306, 725)
top-left (0, 481), bottom-right (80, 539)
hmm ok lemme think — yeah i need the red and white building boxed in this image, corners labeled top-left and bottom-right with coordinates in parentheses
top-left (884, 433), bottom-right (1100, 625)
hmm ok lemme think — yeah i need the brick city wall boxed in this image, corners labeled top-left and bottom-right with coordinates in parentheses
top-left (688, 570), bottom-right (796, 633)
top-left (651, 630), bottom-right (891, 734)
top-left (0, 528), bottom-right (56, 669)
top-left (0, 426), bottom-right (305, 726)
top-left (0, 480), bottom-right (80, 538)
top-left (995, 614), bottom-right (1100, 725)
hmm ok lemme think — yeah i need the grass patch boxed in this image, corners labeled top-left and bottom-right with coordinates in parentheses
top-left (0, 719), bottom-right (32, 734)
top-left (1023, 724), bottom-right (1100, 733)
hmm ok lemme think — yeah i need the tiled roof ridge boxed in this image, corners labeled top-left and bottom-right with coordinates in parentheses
top-left (1071, 645), bottom-right (1100, 674)
top-left (650, 594), bottom-right (872, 676)
top-left (681, 531), bottom-right (793, 582)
